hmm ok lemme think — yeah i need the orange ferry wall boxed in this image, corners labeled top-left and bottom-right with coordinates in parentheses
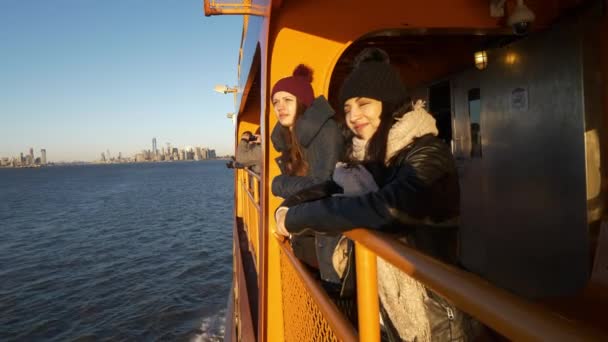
top-left (271, 0), bottom-right (567, 44)
top-left (263, 3), bottom-right (505, 340)
top-left (263, 3), bottom-right (490, 339)
top-left (252, 14), bottom-right (285, 342)
top-left (264, 0), bottom-right (586, 224)
top-left (229, 15), bottom-right (276, 342)
top-left (237, 112), bottom-right (260, 140)
top-left (265, 0), bottom-right (510, 217)
top-left (264, 0), bottom-right (587, 210)
top-left (229, 12), bottom-right (280, 342)
top-left (260, 1), bottom-right (589, 341)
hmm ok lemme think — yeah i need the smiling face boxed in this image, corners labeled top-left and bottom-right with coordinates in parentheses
top-left (344, 97), bottom-right (383, 140)
top-left (272, 91), bottom-right (298, 128)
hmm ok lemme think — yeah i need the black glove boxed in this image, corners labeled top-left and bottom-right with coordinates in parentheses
top-left (281, 180), bottom-right (343, 208)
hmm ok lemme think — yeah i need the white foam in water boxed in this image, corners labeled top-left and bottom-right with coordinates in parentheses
top-left (191, 309), bottom-right (227, 342)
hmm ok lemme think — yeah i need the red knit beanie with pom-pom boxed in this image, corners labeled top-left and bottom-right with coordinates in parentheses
top-left (271, 64), bottom-right (314, 108)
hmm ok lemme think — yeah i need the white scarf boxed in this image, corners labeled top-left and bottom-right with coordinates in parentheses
top-left (351, 100), bottom-right (438, 163)
top-left (338, 99), bottom-right (437, 341)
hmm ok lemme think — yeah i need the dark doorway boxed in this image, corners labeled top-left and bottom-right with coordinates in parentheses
top-left (429, 81), bottom-right (452, 144)
top-left (468, 88), bottom-right (482, 158)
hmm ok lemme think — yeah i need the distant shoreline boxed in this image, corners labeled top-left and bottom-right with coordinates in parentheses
top-left (0, 158), bottom-right (233, 169)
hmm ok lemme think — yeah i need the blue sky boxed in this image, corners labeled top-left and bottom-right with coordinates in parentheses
top-left (0, 1), bottom-right (242, 162)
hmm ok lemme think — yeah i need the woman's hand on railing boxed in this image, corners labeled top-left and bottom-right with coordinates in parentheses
top-left (274, 206), bottom-right (291, 239)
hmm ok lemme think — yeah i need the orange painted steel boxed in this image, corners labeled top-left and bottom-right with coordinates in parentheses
top-left (278, 238), bottom-right (357, 342)
top-left (345, 229), bottom-right (608, 341)
top-left (242, 169), bottom-right (261, 270)
top-left (253, 175), bottom-right (259, 203)
top-left (354, 242), bottom-right (380, 342)
top-left (233, 220), bottom-right (256, 342)
top-left (217, 1), bottom-right (608, 341)
top-left (235, 168), bottom-right (244, 219)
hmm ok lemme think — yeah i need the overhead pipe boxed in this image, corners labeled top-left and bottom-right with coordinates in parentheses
top-left (203, 0), bottom-right (267, 16)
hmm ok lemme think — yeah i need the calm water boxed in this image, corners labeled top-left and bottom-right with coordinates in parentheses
top-left (0, 161), bottom-right (233, 341)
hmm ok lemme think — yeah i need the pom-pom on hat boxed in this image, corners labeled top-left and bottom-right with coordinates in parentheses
top-left (271, 64), bottom-right (315, 108)
top-left (339, 48), bottom-right (408, 112)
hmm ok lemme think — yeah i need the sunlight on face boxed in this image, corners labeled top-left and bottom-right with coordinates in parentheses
top-left (344, 97), bottom-right (382, 140)
top-left (272, 91), bottom-right (298, 128)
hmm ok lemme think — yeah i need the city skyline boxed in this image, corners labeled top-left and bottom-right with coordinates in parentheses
top-left (0, 147), bottom-right (48, 168)
top-left (98, 137), bottom-right (219, 163)
top-left (0, 137), bottom-right (223, 166)
top-left (0, 1), bottom-right (242, 162)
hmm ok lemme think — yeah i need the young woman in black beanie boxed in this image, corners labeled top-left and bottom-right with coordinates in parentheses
top-left (275, 48), bottom-right (479, 341)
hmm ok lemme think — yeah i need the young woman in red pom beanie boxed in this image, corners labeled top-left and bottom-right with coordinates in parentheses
top-left (270, 64), bottom-right (343, 198)
top-left (270, 64), bottom-right (344, 272)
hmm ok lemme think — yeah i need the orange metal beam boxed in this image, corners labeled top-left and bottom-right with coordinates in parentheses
top-left (242, 170), bottom-right (261, 270)
top-left (355, 242), bottom-right (380, 342)
top-left (344, 229), bottom-right (608, 341)
top-left (244, 182), bottom-right (260, 213)
top-left (203, 0), bottom-right (267, 16)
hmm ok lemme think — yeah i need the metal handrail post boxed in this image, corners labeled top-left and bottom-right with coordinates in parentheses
top-left (355, 241), bottom-right (380, 342)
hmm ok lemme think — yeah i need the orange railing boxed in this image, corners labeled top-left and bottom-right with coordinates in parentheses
top-left (233, 165), bottom-right (607, 340)
top-left (231, 167), bottom-right (262, 342)
top-left (345, 229), bottom-right (607, 341)
top-left (238, 168), bottom-right (261, 270)
top-left (263, 228), bottom-right (608, 341)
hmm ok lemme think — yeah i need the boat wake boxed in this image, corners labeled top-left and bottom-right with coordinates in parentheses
top-left (190, 309), bottom-right (226, 342)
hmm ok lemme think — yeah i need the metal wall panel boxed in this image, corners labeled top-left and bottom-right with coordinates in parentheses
top-left (452, 21), bottom-right (591, 298)
top-left (581, 14), bottom-right (605, 225)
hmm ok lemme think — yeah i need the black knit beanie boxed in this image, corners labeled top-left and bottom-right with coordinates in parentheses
top-left (339, 48), bottom-right (408, 112)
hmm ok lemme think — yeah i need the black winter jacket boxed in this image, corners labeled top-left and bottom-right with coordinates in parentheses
top-left (284, 134), bottom-right (460, 258)
top-left (282, 135), bottom-right (472, 339)
top-left (271, 96), bottom-right (344, 198)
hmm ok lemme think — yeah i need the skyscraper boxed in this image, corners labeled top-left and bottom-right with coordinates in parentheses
top-left (152, 137), bottom-right (157, 155)
top-left (29, 148), bottom-right (34, 165)
top-left (40, 149), bottom-right (47, 165)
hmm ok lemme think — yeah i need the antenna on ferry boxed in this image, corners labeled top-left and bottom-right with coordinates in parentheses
top-left (214, 84), bottom-right (238, 94)
top-left (226, 113), bottom-right (236, 125)
top-left (214, 84), bottom-right (239, 116)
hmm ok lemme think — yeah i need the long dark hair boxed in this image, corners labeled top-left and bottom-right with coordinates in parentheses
top-left (279, 101), bottom-right (310, 176)
top-left (343, 100), bottom-right (413, 164)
